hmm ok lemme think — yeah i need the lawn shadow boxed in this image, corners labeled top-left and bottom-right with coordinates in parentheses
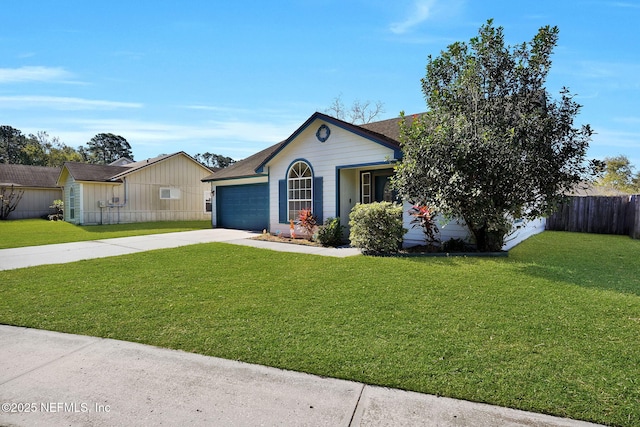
top-left (514, 258), bottom-right (640, 297)
top-left (401, 232), bottom-right (640, 297)
top-left (510, 232), bottom-right (640, 296)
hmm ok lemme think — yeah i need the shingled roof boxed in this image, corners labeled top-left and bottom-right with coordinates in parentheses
top-left (0, 164), bottom-right (62, 188)
top-left (62, 162), bottom-right (130, 182)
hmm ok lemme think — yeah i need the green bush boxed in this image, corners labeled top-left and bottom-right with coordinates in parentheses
top-left (442, 237), bottom-right (468, 252)
top-left (316, 217), bottom-right (345, 247)
top-left (349, 202), bottom-right (407, 254)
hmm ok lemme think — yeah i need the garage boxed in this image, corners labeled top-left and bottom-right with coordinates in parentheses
top-left (216, 183), bottom-right (269, 231)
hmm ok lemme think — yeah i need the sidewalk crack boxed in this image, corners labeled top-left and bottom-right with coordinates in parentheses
top-left (0, 338), bottom-right (100, 386)
top-left (348, 384), bottom-right (366, 427)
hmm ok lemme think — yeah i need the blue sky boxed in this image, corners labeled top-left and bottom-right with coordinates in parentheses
top-left (2, 0), bottom-right (639, 166)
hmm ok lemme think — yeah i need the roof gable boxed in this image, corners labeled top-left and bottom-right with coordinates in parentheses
top-left (255, 112), bottom-right (402, 172)
top-left (110, 151), bottom-right (212, 180)
top-left (201, 112), bottom-right (414, 183)
top-left (59, 152), bottom-right (212, 184)
top-left (0, 164), bottom-right (62, 188)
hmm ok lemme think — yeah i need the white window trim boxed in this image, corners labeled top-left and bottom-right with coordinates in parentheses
top-left (160, 187), bottom-right (181, 200)
top-left (287, 161), bottom-right (313, 222)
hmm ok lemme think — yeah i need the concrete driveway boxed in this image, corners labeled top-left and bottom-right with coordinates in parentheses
top-left (0, 229), bottom-right (362, 271)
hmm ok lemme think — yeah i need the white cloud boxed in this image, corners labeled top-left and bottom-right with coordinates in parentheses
top-left (390, 0), bottom-right (436, 34)
top-left (610, 2), bottom-right (640, 9)
top-left (0, 96), bottom-right (142, 110)
top-left (0, 66), bottom-right (75, 83)
top-left (44, 117), bottom-right (302, 160)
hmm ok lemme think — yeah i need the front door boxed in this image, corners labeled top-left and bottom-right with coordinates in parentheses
top-left (361, 169), bottom-right (395, 204)
top-left (374, 175), bottom-right (393, 202)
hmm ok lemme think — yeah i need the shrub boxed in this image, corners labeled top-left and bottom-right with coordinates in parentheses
top-left (316, 217), bottom-right (345, 247)
top-left (442, 238), bottom-right (468, 252)
top-left (48, 199), bottom-right (64, 221)
top-left (349, 202), bottom-right (407, 254)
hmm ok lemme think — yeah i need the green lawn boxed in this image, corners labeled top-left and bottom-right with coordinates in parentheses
top-left (0, 219), bottom-right (211, 249)
top-left (1, 231), bottom-right (638, 426)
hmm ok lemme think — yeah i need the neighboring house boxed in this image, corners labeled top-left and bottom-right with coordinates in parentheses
top-left (202, 112), bottom-right (545, 250)
top-left (0, 164), bottom-right (63, 219)
top-left (57, 152), bottom-right (213, 225)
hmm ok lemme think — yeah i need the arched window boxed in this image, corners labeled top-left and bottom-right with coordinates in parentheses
top-left (69, 187), bottom-right (75, 220)
top-left (287, 161), bottom-right (312, 221)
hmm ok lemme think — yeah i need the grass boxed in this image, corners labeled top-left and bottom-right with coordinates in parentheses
top-left (0, 219), bottom-right (211, 249)
top-left (0, 231), bottom-right (639, 426)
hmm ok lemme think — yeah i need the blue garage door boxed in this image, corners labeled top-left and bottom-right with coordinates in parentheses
top-left (216, 183), bottom-right (269, 231)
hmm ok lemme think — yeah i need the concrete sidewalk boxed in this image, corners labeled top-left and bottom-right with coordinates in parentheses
top-left (0, 229), bottom-right (361, 271)
top-left (0, 326), bottom-right (602, 427)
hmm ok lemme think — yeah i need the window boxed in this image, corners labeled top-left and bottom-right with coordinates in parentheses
top-left (204, 190), bottom-right (212, 212)
top-left (361, 169), bottom-right (396, 203)
top-left (69, 187), bottom-right (75, 220)
top-left (361, 172), bottom-right (371, 204)
top-left (288, 161), bottom-right (312, 221)
top-left (160, 187), bottom-right (180, 200)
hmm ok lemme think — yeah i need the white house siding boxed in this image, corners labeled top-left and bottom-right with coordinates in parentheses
top-left (502, 217), bottom-right (546, 250)
top-left (402, 205), bottom-right (472, 248)
top-left (266, 119), bottom-right (397, 236)
top-left (208, 176), bottom-right (268, 227)
top-left (9, 188), bottom-right (62, 219)
top-left (402, 205), bottom-right (546, 251)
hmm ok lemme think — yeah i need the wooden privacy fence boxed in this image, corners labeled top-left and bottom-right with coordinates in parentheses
top-left (546, 195), bottom-right (640, 238)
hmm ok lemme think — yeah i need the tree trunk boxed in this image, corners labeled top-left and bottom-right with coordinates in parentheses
top-left (469, 224), bottom-right (505, 252)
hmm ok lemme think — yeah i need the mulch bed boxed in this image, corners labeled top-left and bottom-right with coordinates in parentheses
top-left (251, 233), bottom-right (324, 247)
top-left (251, 234), bottom-right (507, 257)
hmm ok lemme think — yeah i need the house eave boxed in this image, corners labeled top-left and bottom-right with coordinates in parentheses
top-left (202, 173), bottom-right (268, 183)
top-left (255, 112), bottom-right (402, 172)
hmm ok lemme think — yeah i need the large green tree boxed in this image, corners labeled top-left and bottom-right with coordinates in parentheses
top-left (393, 20), bottom-right (592, 251)
top-left (193, 152), bottom-right (235, 169)
top-left (0, 125), bottom-right (29, 164)
top-left (84, 133), bottom-right (133, 164)
top-left (594, 155), bottom-right (640, 194)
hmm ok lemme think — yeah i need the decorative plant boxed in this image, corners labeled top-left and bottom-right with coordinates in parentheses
top-left (316, 217), bottom-right (345, 247)
top-left (408, 204), bottom-right (440, 246)
top-left (49, 199), bottom-right (64, 221)
top-left (298, 208), bottom-right (318, 240)
top-left (349, 202), bottom-right (406, 254)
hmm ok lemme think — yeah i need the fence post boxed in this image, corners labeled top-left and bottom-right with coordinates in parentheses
top-left (631, 195), bottom-right (640, 239)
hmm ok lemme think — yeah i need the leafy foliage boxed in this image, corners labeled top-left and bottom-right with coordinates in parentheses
top-left (393, 20), bottom-right (592, 251)
top-left (0, 126), bottom-right (91, 166)
top-left (0, 126), bottom-right (29, 164)
top-left (348, 202), bottom-right (406, 254)
top-left (84, 133), bottom-right (133, 164)
top-left (594, 155), bottom-right (640, 194)
top-left (48, 199), bottom-right (64, 221)
top-left (408, 204), bottom-right (440, 246)
top-left (193, 152), bottom-right (235, 169)
top-left (298, 208), bottom-right (318, 239)
top-left (316, 217), bottom-right (345, 247)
